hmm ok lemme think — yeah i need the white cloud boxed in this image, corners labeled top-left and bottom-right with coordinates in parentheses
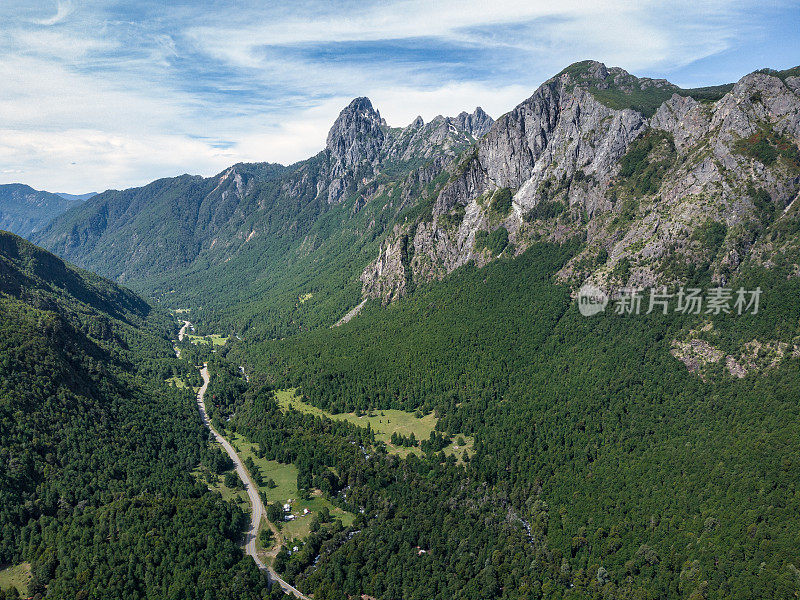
top-left (0, 0), bottom-right (781, 192)
top-left (32, 0), bottom-right (74, 26)
top-left (186, 0), bottom-right (741, 74)
top-left (0, 127), bottom-right (233, 193)
top-left (0, 54), bottom-right (184, 132)
top-left (10, 28), bottom-right (114, 61)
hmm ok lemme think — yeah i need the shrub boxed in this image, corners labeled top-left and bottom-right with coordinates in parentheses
top-left (619, 197), bottom-right (639, 221)
top-left (223, 471), bottom-right (241, 489)
top-left (440, 205), bottom-right (466, 229)
top-left (267, 503), bottom-right (284, 523)
top-left (491, 188), bottom-right (514, 215)
top-left (618, 131), bottom-right (676, 195)
top-left (528, 200), bottom-right (566, 221)
top-left (734, 129), bottom-right (800, 169)
top-left (747, 186), bottom-right (775, 225)
top-left (260, 528), bottom-right (274, 546)
top-left (475, 227), bottom-right (509, 255)
top-left (692, 219), bottom-right (727, 252)
top-left (612, 257), bottom-right (632, 281)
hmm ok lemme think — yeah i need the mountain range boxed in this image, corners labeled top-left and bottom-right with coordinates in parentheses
top-left (3, 60), bottom-right (800, 600)
top-left (30, 61), bottom-right (800, 339)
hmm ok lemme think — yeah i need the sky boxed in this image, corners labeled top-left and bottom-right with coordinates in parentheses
top-left (0, 1), bottom-right (798, 193)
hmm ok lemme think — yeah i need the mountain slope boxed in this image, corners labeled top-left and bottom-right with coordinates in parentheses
top-left (20, 60), bottom-right (800, 600)
top-left (229, 241), bottom-right (800, 600)
top-left (0, 231), bottom-right (270, 598)
top-left (34, 102), bottom-right (492, 337)
top-left (362, 61), bottom-right (800, 303)
top-left (55, 191), bottom-right (97, 202)
top-left (35, 62), bottom-right (799, 338)
top-left (0, 184), bottom-right (84, 238)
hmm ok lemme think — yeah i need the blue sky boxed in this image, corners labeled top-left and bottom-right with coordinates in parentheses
top-left (1, 0), bottom-right (798, 192)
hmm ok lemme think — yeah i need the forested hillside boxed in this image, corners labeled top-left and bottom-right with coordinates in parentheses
top-left (31, 63), bottom-right (800, 343)
top-left (223, 242), bottom-right (800, 600)
top-left (0, 185), bottom-right (83, 239)
top-left (0, 232), bottom-right (270, 599)
top-left (13, 59), bottom-right (800, 600)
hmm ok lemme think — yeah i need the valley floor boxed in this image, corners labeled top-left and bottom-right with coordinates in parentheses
top-left (194, 364), bottom-right (309, 599)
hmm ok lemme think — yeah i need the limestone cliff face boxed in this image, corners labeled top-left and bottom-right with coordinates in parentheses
top-left (35, 93), bottom-right (493, 289)
top-left (361, 61), bottom-right (800, 303)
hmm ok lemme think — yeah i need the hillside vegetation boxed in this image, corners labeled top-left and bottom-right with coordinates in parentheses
top-left (226, 242), bottom-right (800, 600)
top-left (0, 232), bottom-right (270, 599)
top-left (12, 59), bottom-right (800, 600)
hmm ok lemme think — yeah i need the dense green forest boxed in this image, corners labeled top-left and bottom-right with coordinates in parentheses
top-left (148, 161), bottom-right (453, 341)
top-left (0, 232), bottom-right (271, 599)
top-left (221, 242), bottom-right (800, 599)
top-left (222, 378), bottom-right (562, 600)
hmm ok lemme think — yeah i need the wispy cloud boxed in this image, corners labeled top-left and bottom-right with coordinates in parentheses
top-left (32, 0), bottom-right (74, 26)
top-left (0, 0), bottom-right (796, 192)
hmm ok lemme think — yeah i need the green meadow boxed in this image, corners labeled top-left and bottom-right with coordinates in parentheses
top-left (228, 433), bottom-right (354, 541)
top-left (275, 389), bottom-right (473, 459)
top-left (184, 333), bottom-right (228, 346)
top-left (0, 563), bottom-right (30, 596)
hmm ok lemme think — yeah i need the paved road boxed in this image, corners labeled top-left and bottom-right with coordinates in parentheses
top-left (178, 320), bottom-right (191, 342)
top-left (175, 321), bottom-right (191, 358)
top-left (196, 366), bottom-right (309, 599)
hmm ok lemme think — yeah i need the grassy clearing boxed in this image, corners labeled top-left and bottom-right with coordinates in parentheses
top-left (193, 424), bottom-right (354, 547)
top-left (0, 563), bottom-right (31, 595)
top-left (228, 433), bottom-right (354, 541)
top-left (165, 376), bottom-right (187, 389)
top-left (184, 333), bottom-right (228, 346)
top-left (275, 389), bottom-right (473, 459)
top-left (191, 458), bottom-right (250, 513)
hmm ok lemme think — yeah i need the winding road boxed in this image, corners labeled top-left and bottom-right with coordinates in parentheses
top-left (196, 366), bottom-right (309, 599)
top-left (175, 320), bottom-right (191, 358)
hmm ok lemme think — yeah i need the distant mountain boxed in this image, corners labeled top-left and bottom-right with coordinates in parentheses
top-left (34, 102), bottom-right (492, 337)
top-left (56, 191), bottom-right (98, 201)
top-left (0, 183), bottom-right (85, 238)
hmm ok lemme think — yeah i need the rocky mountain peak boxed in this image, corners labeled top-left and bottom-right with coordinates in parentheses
top-left (558, 59), bottom-right (609, 81)
top-left (557, 59), bottom-right (678, 96)
top-left (326, 97), bottom-right (386, 168)
top-left (362, 62), bottom-right (800, 305)
top-left (324, 97), bottom-right (388, 203)
top-left (455, 107), bottom-right (494, 138)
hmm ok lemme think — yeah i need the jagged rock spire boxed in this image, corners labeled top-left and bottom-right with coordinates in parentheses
top-left (455, 107), bottom-right (493, 137)
top-left (326, 97), bottom-right (386, 171)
